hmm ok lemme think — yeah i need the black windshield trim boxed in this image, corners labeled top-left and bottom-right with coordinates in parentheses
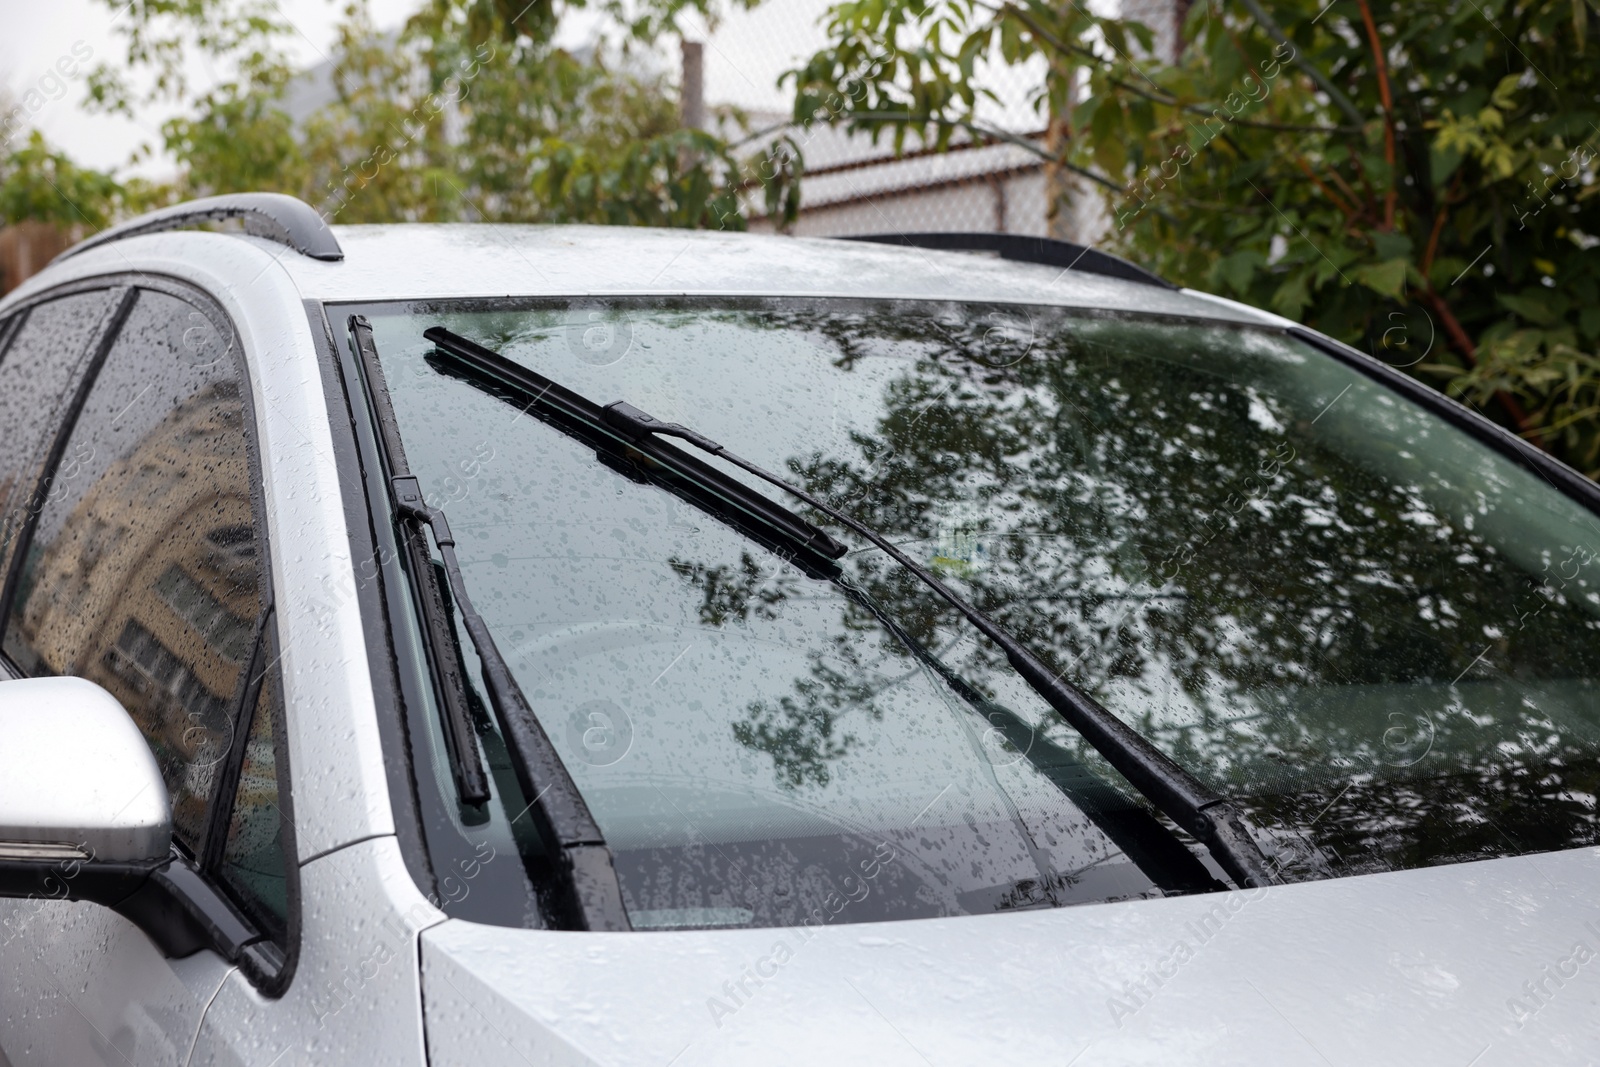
top-left (1287, 326), bottom-right (1600, 520)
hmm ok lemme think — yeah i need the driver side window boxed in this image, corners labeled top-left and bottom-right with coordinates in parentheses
top-left (2, 287), bottom-right (265, 854)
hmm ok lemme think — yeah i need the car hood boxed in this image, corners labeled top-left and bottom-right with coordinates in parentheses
top-left (418, 845), bottom-right (1600, 1065)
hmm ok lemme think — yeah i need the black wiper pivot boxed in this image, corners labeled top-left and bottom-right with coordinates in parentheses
top-left (423, 326), bottom-right (1276, 890)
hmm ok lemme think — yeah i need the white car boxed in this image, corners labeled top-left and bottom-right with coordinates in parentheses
top-left (0, 194), bottom-right (1597, 1066)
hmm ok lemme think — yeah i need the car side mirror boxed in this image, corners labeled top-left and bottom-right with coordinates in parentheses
top-left (0, 677), bottom-right (171, 893)
top-left (0, 676), bottom-right (247, 959)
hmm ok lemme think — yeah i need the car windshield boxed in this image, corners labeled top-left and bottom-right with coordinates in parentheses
top-left (348, 295), bottom-right (1600, 930)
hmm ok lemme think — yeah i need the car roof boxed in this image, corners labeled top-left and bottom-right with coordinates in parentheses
top-left (268, 223), bottom-right (1279, 324)
top-left (2, 221), bottom-right (1283, 329)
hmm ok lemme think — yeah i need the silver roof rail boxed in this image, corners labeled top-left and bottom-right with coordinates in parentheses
top-left (53, 192), bottom-right (344, 265)
top-left (838, 231), bottom-right (1175, 290)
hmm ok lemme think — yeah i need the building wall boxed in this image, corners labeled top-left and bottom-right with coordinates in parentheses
top-left (756, 165), bottom-right (1115, 247)
top-left (752, 167), bottom-right (1051, 239)
top-left (1120, 0), bottom-right (1186, 63)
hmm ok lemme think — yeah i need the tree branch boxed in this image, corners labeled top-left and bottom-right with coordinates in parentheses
top-left (996, 0), bottom-right (1356, 133)
top-left (1312, 157), bottom-right (1364, 212)
top-left (1234, 0), bottom-right (1366, 128)
top-left (1292, 156), bottom-right (1360, 220)
top-left (847, 110), bottom-right (1125, 192)
top-left (725, 117), bottom-right (793, 149)
top-left (1420, 171), bottom-right (1465, 277)
top-left (1228, 118), bottom-right (1359, 133)
top-left (1356, 0), bottom-right (1397, 230)
top-left (1421, 205), bottom-right (1448, 274)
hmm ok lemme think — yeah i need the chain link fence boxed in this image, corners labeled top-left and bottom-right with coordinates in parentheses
top-left (679, 0), bottom-right (1112, 239)
top-left (748, 123), bottom-right (1052, 238)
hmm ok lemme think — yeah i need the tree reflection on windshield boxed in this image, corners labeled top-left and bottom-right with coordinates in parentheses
top-left (369, 296), bottom-right (1600, 931)
top-left (756, 305), bottom-right (1600, 881)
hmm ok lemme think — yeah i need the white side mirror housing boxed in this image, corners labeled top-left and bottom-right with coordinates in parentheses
top-left (0, 678), bottom-right (269, 961)
top-left (0, 676), bottom-right (172, 866)
top-left (0, 675), bottom-right (177, 931)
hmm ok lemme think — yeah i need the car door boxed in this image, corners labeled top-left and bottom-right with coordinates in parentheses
top-left (0, 281), bottom-right (295, 1066)
top-left (0, 291), bottom-right (131, 1051)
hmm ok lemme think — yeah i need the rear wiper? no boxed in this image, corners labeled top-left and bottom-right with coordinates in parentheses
top-left (423, 325), bottom-right (1278, 890)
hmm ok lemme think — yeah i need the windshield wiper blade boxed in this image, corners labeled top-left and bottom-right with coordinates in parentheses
top-left (349, 321), bottom-right (488, 808)
top-left (424, 325), bottom-right (1276, 890)
top-left (419, 326), bottom-right (846, 566)
top-left (351, 317), bottom-right (631, 931)
top-left (422, 334), bottom-right (1211, 894)
top-left (840, 579), bottom-right (1225, 895)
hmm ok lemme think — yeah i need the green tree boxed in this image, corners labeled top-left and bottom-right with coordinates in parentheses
top-left (788, 0), bottom-right (1600, 472)
top-left (0, 131), bottom-right (125, 230)
top-left (87, 0), bottom-right (777, 230)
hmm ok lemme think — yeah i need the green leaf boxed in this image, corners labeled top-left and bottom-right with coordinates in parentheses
top-left (1497, 289), bottom-right (1566, 327)
top-left (1371, 232), bottom-right (1414, 262)
top-left (1580, 305), bottom-right (1600, 343)
top-left (1490, 74), bottom-right (1521, 111)
top-left (1270, 270), bottom-right (1312, 320)
top-left (1218, 250), bottom-right (1263, 295)
top-left (1429, 141), bottom-right (1463, 189)
top-left (1352, 259), bottom-right (1409, 299)
top-left (1426, 255), bottom-right (1469, 290)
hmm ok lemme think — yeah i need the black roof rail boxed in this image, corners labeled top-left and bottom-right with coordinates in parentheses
top-left (838, 232), bottom-right (1176, 290)
top-left (53, 192), bottom-right (344, 265)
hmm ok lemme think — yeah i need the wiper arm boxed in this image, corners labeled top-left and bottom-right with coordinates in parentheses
top-left (419, 327), bottom-right (846, 567)
top-left (424, 326), bottom-right (1276, 890)
top-left (421, 332), bottom-right (1211, 893)
top-left (351, 317), bottom-right (631, 932)
top-left (840, 578), bottom-right (1225, 895)
top-left (350, 322), bottom-right (488, 808)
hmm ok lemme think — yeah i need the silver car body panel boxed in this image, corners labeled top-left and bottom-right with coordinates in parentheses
top-left (1, 234), bottom-right (399, 866)
top-left (0, 896), bottom-right (232, 1066)
top-left (421, 845), bottom-right (1600, 1065)
top-left (2, 223), bottom-right (1594, 1064)
top-left (0, 223), bottom-right (1280, 320)
top-left (188, 836), bottom-right (442, 1066)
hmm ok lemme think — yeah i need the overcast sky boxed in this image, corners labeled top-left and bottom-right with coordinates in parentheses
top-left (0, 0), bottom-right (416, 175)
top-left (0, 0), bottom-right (841, 178)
